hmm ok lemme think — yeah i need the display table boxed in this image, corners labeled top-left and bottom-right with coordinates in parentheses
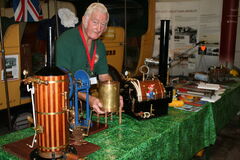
top-left (211, 82), bottom-right (240, 132)
top-left (1, 82), bottom-right (240, 160)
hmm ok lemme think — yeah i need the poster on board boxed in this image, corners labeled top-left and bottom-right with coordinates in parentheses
top-left (154, 0), bottom-right (221, 75)
top-left (1, 55), bottom-right (19, 80)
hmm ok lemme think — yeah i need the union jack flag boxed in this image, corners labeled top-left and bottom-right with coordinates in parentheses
top-left (13, 0), bottom-right (43, 22)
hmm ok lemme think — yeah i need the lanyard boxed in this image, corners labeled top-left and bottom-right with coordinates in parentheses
top-left (78, 26), bottom-right (97, 71)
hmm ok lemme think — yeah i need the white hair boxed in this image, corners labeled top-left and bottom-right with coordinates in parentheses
top-left (84, 2), bottom-right (109, 23)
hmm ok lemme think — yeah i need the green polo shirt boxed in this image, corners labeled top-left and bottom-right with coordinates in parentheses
top-left (56, 27), bottom-right (109, 76)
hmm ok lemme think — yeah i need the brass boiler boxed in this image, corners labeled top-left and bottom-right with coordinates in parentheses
top-left (98, 80), bottom-right (120, 112)
top-left (34, 74), bottom-right (69, 159)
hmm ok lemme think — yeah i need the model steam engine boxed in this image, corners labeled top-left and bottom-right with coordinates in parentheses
top-left (22, 27), bottom-right (89, 159)
top-left (122, 20), bottom-right (173, 120)
top-left (122, 77), bottom-right (172, 120)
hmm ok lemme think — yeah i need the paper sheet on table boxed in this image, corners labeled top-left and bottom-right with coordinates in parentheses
top-left (201, 95), bottom-right (221, 103)
top-left (197, 82), bottom-right (220, 90)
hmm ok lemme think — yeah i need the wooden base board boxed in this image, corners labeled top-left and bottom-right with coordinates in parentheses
top-left (3, 121), bottom-right (108, 159)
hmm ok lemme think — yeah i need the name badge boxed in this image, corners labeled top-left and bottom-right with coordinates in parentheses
top-left (90, 77), bottom-right (98, 85)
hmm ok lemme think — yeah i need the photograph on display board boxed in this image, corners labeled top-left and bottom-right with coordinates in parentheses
top-left (1, 55), bottom-right (19, 80)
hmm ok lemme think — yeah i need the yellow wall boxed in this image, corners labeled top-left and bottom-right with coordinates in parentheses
top-left (0, 24), bottom-right (22, 110)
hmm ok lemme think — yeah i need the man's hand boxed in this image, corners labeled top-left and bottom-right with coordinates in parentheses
top-left (89, 95), bottom-right (105, 114)
top-left (90, 95), bottom-right (123, 114)
top-left (78, 80), bottom-right (124, 114)
top-left (120, 95), bottom-right (124, 111)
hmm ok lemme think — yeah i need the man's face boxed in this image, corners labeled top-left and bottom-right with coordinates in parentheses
top-left (84, 10), bottom-right (108, 40)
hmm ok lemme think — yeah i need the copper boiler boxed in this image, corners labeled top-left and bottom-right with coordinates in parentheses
top-left (33, 69), bottom-right (69, 159)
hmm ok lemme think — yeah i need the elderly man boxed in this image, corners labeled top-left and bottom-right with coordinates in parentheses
top-left (56, 3), bottom-right (123, 114)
